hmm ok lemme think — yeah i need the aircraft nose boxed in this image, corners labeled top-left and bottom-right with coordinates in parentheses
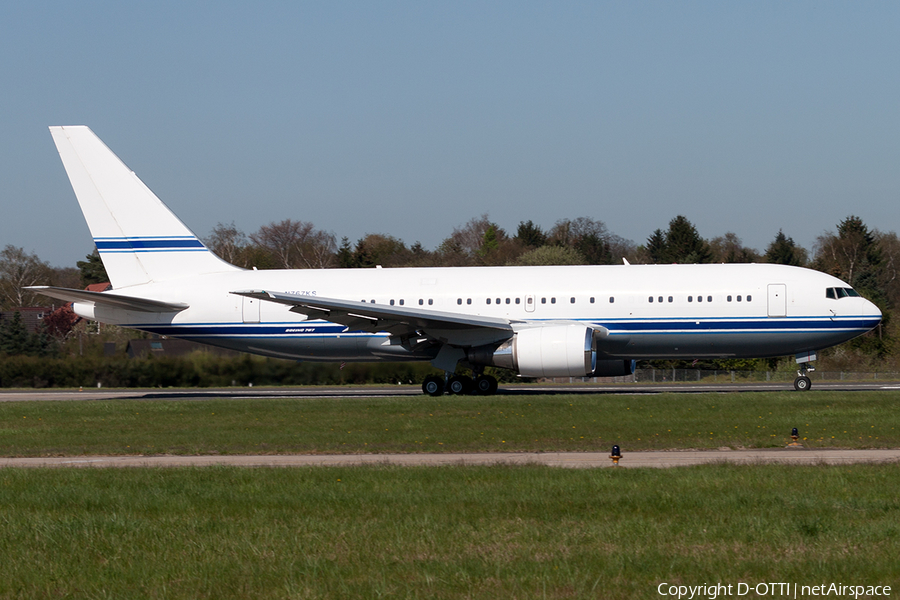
top-left (863, 298), bottom-right (883, 322)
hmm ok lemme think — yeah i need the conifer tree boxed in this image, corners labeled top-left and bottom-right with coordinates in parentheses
top-left (764, 230), bottom-right (807, 266)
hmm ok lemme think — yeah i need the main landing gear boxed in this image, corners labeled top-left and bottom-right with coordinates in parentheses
top-left (421, 373), bottom-right (498, 396)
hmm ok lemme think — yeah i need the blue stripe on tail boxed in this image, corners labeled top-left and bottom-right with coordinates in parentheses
top-left (95, 237), bottom-right (207, 253)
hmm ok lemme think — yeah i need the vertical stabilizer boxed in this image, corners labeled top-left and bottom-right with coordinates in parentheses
top-left (49, 126), bottom-right (240, 288)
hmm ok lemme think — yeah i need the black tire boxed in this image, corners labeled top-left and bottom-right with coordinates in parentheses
top-left (474, 375), bottom-right (498, 395)
top-left (448, 375), bottom-right (473, 395)
top-left (422, 375), bottom-right (444, 396)
top-left (794, 376), bottom-right (811, 391)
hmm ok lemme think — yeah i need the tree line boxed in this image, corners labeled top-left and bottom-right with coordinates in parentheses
top-left (202, 213), bottom-right (898, 314)
top-left (0, 213), bottom-right (896, 361)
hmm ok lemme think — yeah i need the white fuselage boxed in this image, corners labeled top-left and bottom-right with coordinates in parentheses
top-left (75, 263), bottom-right (882, 363)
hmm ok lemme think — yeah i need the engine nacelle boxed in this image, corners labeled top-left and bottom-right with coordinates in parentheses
top-left (468, 325), bottom-right (598, 377)
top-left (592, 359), bottom-right (636, 377)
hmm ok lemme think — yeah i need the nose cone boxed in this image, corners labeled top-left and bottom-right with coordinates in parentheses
top-left (863, 298), bottom-right (883, 324)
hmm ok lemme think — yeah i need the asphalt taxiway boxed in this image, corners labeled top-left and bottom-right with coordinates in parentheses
top-left (1, 380), bottom-right (899, 402)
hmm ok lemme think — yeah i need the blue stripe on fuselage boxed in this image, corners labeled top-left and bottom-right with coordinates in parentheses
top-left (124, 317), bottom-right (879, 339)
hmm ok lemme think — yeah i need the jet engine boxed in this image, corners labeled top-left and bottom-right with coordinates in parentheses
top-left (468, 324), bottom-right (598, 377)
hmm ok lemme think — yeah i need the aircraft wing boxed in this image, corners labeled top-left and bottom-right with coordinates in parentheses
top-left (232, 290), bottom-right (516, 346)
top-left (27, 286), bottom-right (189, 313)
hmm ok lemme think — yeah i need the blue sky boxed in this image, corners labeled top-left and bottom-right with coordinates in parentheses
top-left (2, 1), bottom-right (898, 267)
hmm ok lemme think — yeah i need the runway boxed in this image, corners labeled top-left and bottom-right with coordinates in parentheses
top-left (3, 448), bottom-right (899, 469)
top-left (1, 380), bottom-right (899, 402)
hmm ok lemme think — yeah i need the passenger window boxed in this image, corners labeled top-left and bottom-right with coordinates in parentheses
top-left (747, 295), bottom-right (752, 302)
top-left (496, 298), bottom-right (501, 304)
top-left (698, 296), bottom-right (703, 303)
top-left (688, 296), bottom-right (693, 302)
top-left (390, 299), bottom-right (395, 306)
top-left (515, 298), bottom-right (520, 304)
top-left (541, 298), bottom-right (546, 304)
top-left (648, 296), bottom-right (654, 303)
top-left (668, 296), bottom-right (673, 303)
top-left (707, 296), bottom-right (712, 303)
top-left (737, 296), bottom-right (742, 302)
top-left (658, 296), bottom-right (663, 303)
top-left (590, 297), bottom-right (595, 303)
top-left (457, 298), bottom-right (462, 305)
top-left (399, 299), bottom-right (404, 306)
top-left (506, 298), bottom-right (511, 304)
top-left (727, 295), bottom-right (732, 302)
top-left (570, 297), bottom-right (575, 304)
top-left (467, 298), bottom-right (472, 305)
top-left (486, 298), bottom-right (491, 304)
top-left (418, 299), bottom-right (423, 305)
top-left (551, 297), bottom-right (556, 304)
top-left (609, 297), bottom-right (615, 303)
top-left (428, 299), bottom-right (433, 305)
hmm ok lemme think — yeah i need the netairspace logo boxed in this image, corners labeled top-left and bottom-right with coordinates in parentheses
top-left (657, 582), bottom-right (892, 599)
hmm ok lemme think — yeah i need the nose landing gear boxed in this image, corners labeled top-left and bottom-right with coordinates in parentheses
top-left (793, 362), bottom-right (814, 391)
top-left (794, 373), bottom-right (811, 391)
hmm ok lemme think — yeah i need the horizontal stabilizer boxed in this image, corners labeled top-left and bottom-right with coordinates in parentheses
top-left (27, 286), bottom-right (189, 313)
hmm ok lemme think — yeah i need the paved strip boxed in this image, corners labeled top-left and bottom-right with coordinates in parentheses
top-left (2, 449), bottom-right (898, 469)
top-left (2, 381), bottom-right (900, 402)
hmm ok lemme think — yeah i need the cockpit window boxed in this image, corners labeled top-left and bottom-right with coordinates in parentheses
top-left (826, 287), bottom-right (860, 299)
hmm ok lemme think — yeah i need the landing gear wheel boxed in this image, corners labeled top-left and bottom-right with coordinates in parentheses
top-left (794, 376), bottom-right (811, 391)
top-left (422, 375), bottom-right (444, 396)
top-left (447, 375), bottom-right (473, 395)
top-left (473, 375), bottom-right (498, 395)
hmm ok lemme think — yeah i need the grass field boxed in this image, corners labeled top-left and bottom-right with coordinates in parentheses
top-left (1, 390), bottom-right (898, 456)
top-left (2, 390), bottom-right (898, 598)
top-left (1, 464), bottom-right (898, 600)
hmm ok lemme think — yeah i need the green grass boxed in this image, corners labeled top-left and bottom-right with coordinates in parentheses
top-left (0, 464), bottom-right (898, 599)
top-left (1, 391), bottom-right (898, 456)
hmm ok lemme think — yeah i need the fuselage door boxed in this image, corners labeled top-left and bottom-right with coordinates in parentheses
top-left (767, 284), bottom-right (787, 318)
top-left (242, 296), bottom-right (261, 323)
top-left (525, 294), bottom-right (535, 313)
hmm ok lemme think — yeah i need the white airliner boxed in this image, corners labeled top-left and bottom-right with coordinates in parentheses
top-left (31, 126), bottom-right (882, 394)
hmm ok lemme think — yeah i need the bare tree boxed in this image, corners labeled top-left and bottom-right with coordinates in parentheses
top-left (710, 232), bottom-right (760, 263)
top-left (511, 245), bottom-right (586, 266)
top-left (205, 222), bottom-right (248, 265)
top-left (548, 217), bottom-right (627, 265)
top-left (250, 220), bottom-right (336, 269)
top-left (0, 245), bottom-right (51, 309)
top-left (436, 215), bottom-right (523, 266)
top-left (548, 217), bottom-right (609, 247)
top-left (875, 231), bottom-right (899, 307)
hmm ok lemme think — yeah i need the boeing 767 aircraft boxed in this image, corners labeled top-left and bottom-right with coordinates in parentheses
top-left (30, 126), bottom-right (882, 394)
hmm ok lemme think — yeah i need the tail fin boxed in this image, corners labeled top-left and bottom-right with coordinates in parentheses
top-left (49, 126), bottom-right (240, 288)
